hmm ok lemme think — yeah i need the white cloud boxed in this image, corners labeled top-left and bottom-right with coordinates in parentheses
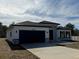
top-left (0, 0), bottom-right (78, 28)
top-left (0, 6), bottom-right (21, 15)
top-left (68, 19), bottom-right (79, 24)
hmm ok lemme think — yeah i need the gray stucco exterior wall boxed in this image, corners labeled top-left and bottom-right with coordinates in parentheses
top-left (53, 28), bottom-right (58, 41)
top-left (7, 22), bottom-right (59, 44)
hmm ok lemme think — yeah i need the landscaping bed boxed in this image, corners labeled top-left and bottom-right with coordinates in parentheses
top-left (0, 38), bottom-right (39, 59)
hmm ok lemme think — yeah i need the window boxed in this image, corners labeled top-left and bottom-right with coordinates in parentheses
top-left (16, 30), bottom-right (17, 33)
top-left (10, 32), bottom-right (12, 37)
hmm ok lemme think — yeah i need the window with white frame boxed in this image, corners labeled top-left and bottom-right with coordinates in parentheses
top-left (10, 32), bottom-right (12, 37)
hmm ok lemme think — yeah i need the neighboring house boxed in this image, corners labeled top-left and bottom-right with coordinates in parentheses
top-left (7, 21), bottom-right (71, 44)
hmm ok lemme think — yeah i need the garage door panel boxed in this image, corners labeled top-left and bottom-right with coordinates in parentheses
top-left (19, 30), bottom-right (45, 44)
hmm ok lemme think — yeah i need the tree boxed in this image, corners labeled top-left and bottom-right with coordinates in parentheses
top-left (65, 23), bottom-right (74, 30)
top-left (0, 22), bottom-right (3, 37)
top-left (64, 23), bottom-right (74, 35)
top-left (9, 22), bottom-right (15, 28)
top-left (2, 25), bottom-right (8, 37)
top-left (74, 29), bottom-right (79, 36)
top-left (0, 22), bottom-right (8, 37)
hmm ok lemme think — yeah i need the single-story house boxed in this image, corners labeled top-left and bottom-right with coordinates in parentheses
top-left (7, 21), bottom-right (71, 44)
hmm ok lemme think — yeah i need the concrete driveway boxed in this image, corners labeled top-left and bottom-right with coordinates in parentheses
top-left (22, 43), bottom-right (79, 59)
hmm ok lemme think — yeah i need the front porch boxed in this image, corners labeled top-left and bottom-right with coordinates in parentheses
top-left (57, 30), bottom-right (71, 41)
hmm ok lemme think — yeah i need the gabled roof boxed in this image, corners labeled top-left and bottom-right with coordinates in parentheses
top-left (16, 21), bottom-right (37, 25)
top-left (40, 21), bottom-right (60, 25)
top-left (12, 21), bottom-right (60, 28)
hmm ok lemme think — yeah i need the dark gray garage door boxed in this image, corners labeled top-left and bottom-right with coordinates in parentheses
top-left (19, 30), bottom-right (45, 44)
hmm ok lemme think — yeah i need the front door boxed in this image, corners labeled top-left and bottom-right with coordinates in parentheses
top-left (49, 30), bottom-right (53, 40)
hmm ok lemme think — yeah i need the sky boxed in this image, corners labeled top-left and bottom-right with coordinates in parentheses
top-left (0, 0), bottom-right (79, 28)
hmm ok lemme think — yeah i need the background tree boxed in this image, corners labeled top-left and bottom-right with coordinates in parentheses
top-left (0, 22), bottom-right (3, 37)
top-left (9, 22), bottom-right (15, 27)
top-left (0, 22), bottom-right (8, 37)
top-left (64, 23), bottom-right (75, 36)
top-left (2, 25), bottom-right (8, 37)
top-left (73, 28), bottom-right (79, 36)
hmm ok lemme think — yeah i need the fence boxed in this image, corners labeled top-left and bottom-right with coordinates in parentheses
top-left (71, 36), bottom-right (79, 41)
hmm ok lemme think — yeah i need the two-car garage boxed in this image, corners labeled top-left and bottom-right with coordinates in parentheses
top-left (19, 30), bottom-right (45, 44)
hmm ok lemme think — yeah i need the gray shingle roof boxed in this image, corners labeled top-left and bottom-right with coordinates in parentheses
top-left (39, 21), bottom-right (60, 25)
top-left (12, 21), bottom-right (60, 27)
top-left (57, 27), bottom-right (71, 30)
top-left (16, 21), bottom-right (37, 25)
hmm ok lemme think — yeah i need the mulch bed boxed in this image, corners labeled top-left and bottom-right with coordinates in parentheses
top-left (6, 40), bottom-right (25, 50)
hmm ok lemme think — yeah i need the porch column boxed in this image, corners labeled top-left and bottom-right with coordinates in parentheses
top-left (53, 28), bottom-right (57, 40)
top-left (45, 30), bottom-right (49, 42)
top-left (70, 30), bottom-right (71, 38)
top-left (65, 31), bottom-right (66, 38)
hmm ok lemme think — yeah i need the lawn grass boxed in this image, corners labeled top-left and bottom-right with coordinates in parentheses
top-left (0, 38), bottom-right (39, 59)
top-left (59, 41), bottom-right (79, 50)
